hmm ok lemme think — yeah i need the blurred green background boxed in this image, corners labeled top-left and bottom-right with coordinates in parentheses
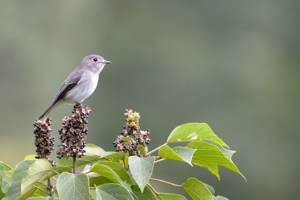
top-left (0, 1), bottom-right (299, 199)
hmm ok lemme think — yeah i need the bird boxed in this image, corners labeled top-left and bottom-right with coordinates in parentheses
top-left (38, 54), bottom-right (111, 120)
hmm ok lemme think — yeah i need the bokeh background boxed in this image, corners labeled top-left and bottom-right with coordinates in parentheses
top-left (0, 1), bottom-right (299, 199)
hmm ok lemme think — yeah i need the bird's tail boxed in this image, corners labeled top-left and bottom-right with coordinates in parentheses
top-left (38, 104), bottom-right (54, 120)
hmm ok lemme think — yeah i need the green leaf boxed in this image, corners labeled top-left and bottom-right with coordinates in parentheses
top-left (0, 164), bottom-right (7, 198)
top-left (204, 183), bottom-right (215, 195)
top-left (91, 163), bottom-right (131, 190)
top-left (85, 143), bottom-right (105, 157)
top-left (187, 140), bottom-right (245, 180)
top-left (89, 176), bottom-right (111, 187)
top-left (0, 162), bottom-right (13, 198)
top-left (20, 182), bottom-right (48, 200)
top-left (5, 160), bottom-right (35, 200)
top-left (137, 145), bottom-right (148, 156)
top-left (0, 160), bottom-right (12, 171)
top-left (0, 161), bottom-right (12, 197)
top-left (96, 183), bottom-right (134, 200)
top-left (183, 178), bottom-right (212, 200)
top-left (19, 186), bottom-right (38, 200)
top-left (157, 193), bottom-right (187, 200)
top-left (128, 156), bottom-right (155, 193)
top-left (31, 182), bottom-right (48, 197)
top-left (55, 144), bottom-right (104, 172)
top-left (167, 123), bottom-right (228, 147)
top-left (27, 197), bottom-right (54, 200)
top-left (120, 136), bottom-right (132, 142)
top-left (131, 185), bottom-right (157, 200)
top-left (92, 161), bottom-right (132, 184)
top-left (158, 145), bottom-right (196, 166)
top-left (21, 159), bottom-right (55, 195)
top-left (24, 155), bottom-right (38, 160)
top-left (57, 172), bottom-right (89, 200)
top-left (213, 196), bottom-right (229, 200)
top-left (101, 151), bottom-right (125, 161)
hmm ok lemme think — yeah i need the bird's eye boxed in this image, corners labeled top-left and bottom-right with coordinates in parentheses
top-left (93, 58), bottom-right (98, 62)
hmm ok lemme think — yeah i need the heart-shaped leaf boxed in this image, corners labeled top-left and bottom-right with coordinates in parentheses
top-left (56, 172), bottom-right (89, 200)
top-left (128, 156), bottom-right (155, 193)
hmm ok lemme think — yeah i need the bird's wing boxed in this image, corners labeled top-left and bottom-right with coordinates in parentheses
top-left (51, 71), bottom-right (84, 106)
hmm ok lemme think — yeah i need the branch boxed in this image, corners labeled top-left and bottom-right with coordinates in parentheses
top-left (72, 154), bottom-right (77, 174)
top-left (47, 179), bottom-right (54, 197)
top-left (147, 183), bottom-right (158, 194)
top-left (150, 177), bottom-right (182, 188)
top-left (154, 157), bottom-right (165, 164)
top-left (146, 142), bottom-right (168, 156)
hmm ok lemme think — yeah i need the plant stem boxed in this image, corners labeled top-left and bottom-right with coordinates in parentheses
top-left (72, 154), bottom-right (77, 174)
top-left (154, 157), bottom-right (165, 164)
top-left (150, 177), bottom-right (182, 188)
top-left (47, 179), bottom-right (54, 197)
top-left (146, 142), bottom-right (168, 156)
top-left (147, 183), bottom-right (158, 194)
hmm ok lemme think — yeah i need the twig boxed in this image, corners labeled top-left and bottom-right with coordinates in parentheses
top-left (146, 142), bottom-right (168, 156)
top-left (147, 183), bottom-right (158, 194)
top-left (72, 154), bottom-right (77, 174)
top-left (150, 177), bottom-right (182, 188)
top-left (47, 179), bottom-right (54, 197)
top-left (82, 169), bottom-right (92, 174)
top-left (154, 157), bottom-right (166, 164)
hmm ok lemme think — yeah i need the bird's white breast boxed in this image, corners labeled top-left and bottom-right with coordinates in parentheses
top-left (65, 72), bottom-right (99, 103)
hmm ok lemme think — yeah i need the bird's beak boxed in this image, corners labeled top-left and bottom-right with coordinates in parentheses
top-left (103, 60), bottom-right (112, 64)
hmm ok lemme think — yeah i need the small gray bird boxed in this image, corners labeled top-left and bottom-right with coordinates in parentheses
top-left (38, 54), bottom-right (111, 120)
